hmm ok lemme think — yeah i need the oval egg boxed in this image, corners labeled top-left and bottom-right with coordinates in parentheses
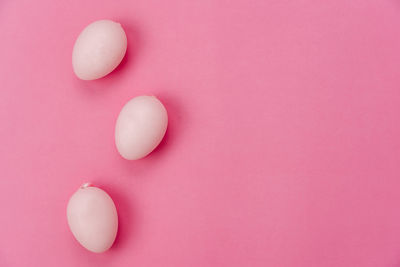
top-left (115, 96), bottom-right (168, 160)
top-left (72, 19), bottom-right (127, 80)
top-left (67, 183), bottom-right (118, 253)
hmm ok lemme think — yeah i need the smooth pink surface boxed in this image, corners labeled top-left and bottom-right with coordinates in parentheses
top-left (1, 1), bottom-right (400, 266)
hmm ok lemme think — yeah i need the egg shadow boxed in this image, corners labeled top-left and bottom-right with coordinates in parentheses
top-left (107, 19), bottom-right (142, 78)
top-left (73, 20), bottom-right (143, 93)
top-left (92, 180), bottom-right (136, 251)
top-left (149, 92), bottom-right (184, 157)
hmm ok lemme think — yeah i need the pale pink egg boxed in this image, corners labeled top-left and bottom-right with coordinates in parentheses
top-left (115, 96), bottom-right (168, 160)
top-left (72, 20), bottom-right (127, 80)
top-left (67, 183), bottom-right (118, 253)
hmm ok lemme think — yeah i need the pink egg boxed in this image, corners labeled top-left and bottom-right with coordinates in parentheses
top-left (115, 96), bottom-right (168, 160)
top-left (72, 20), bottom-right (127, 80)
top-left (67, 183), bottom-right (118, 253)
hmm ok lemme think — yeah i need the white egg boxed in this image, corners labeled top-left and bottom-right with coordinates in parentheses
top-left (72, 19), bottom-right (127, 80)
top-left (115, 96), bottom-right (168, 160)
top-left (67, 183), bottom-right (118, 253)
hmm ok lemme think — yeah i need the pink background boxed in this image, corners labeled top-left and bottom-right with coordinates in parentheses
top-left (1, 0), bottom-right (400, 266)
